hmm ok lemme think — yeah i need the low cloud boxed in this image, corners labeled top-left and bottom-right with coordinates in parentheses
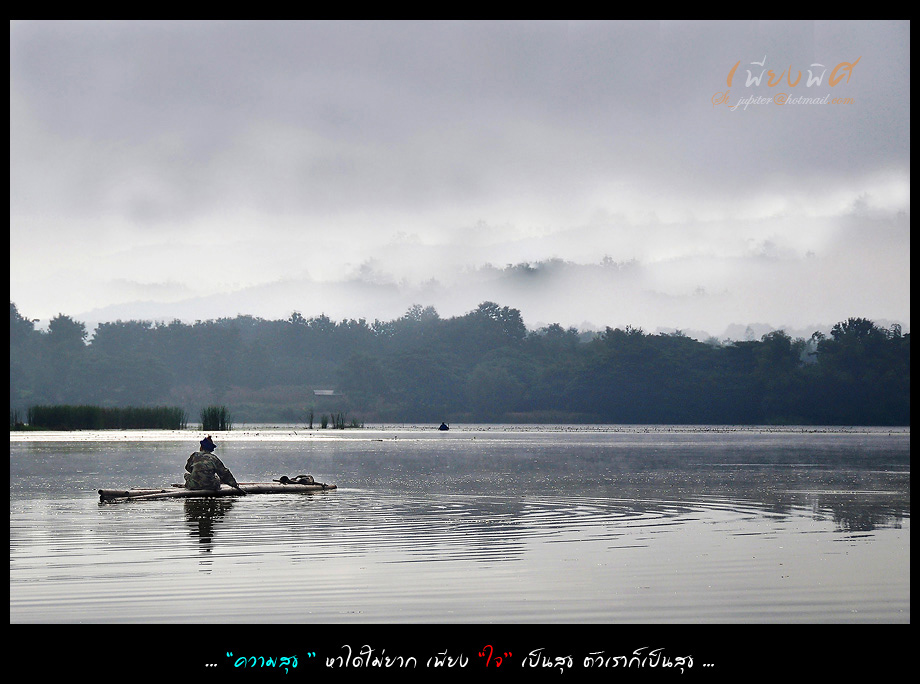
top-left (10, 21), bottom-right (910, 337)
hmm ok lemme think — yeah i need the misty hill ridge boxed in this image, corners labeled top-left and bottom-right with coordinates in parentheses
top-left (58, 256), bottom-right (909, 343)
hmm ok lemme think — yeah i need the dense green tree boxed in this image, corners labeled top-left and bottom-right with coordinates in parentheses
top-left (10, 302), bottom-right (37, 345)
top-left (10, 303), bottom-right (41, 410)
top-left (8, 302), bottom-right (910, 426)
top-left (46, 314), bottom-right (87, 350)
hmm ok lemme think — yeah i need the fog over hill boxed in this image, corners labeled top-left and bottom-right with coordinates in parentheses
top-left (67, 254), bottom-right (907, 344)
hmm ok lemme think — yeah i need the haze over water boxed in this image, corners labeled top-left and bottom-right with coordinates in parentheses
top-left (11, 424), bottom-right (909, 625)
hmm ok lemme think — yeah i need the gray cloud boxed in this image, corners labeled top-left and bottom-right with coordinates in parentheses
top-left (9, 20), bottom-right (910, 334)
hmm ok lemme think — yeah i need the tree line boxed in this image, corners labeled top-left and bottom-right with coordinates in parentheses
top-left (9, 301), bottom-right (910, 426)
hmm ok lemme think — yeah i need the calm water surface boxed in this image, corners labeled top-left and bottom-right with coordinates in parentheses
top-left (10, 425), bottom-right (910, 624)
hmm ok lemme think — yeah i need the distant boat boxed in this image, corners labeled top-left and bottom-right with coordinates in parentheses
top-left (438, 422), bottom-right (449, 431)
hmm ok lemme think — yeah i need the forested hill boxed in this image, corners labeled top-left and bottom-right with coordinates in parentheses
top-left (10, 301), bottom-right (910, 426)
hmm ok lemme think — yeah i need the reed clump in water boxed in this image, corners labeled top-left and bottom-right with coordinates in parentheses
top-left (200, 405), bottom-right (232, 431)
top-left (25, 405), bottom-right (187, 430)
top-left (318, 412), bottom-right (362, 429)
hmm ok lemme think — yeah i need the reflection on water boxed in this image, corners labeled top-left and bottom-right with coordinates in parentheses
top-left (184, 498), bottom-right (235, 555)
top-left (9, 425), bottom-right (910, 623)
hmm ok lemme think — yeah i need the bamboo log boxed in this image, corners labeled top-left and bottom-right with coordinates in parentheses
top-left (99, 481), bottom-right (336, 502)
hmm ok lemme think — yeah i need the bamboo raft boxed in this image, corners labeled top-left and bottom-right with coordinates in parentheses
top-left (99, 480), bottom-right (336, 502)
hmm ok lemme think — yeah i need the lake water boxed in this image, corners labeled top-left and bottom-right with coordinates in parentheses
top-left (10, 424), bottom-right (909, 631)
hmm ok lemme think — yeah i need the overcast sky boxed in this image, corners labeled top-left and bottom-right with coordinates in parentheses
top-left (9, 20), bottom-right (910, 338)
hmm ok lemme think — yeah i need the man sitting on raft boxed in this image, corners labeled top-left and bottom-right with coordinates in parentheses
top-left (184, 435), bottom-right (246, 495)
